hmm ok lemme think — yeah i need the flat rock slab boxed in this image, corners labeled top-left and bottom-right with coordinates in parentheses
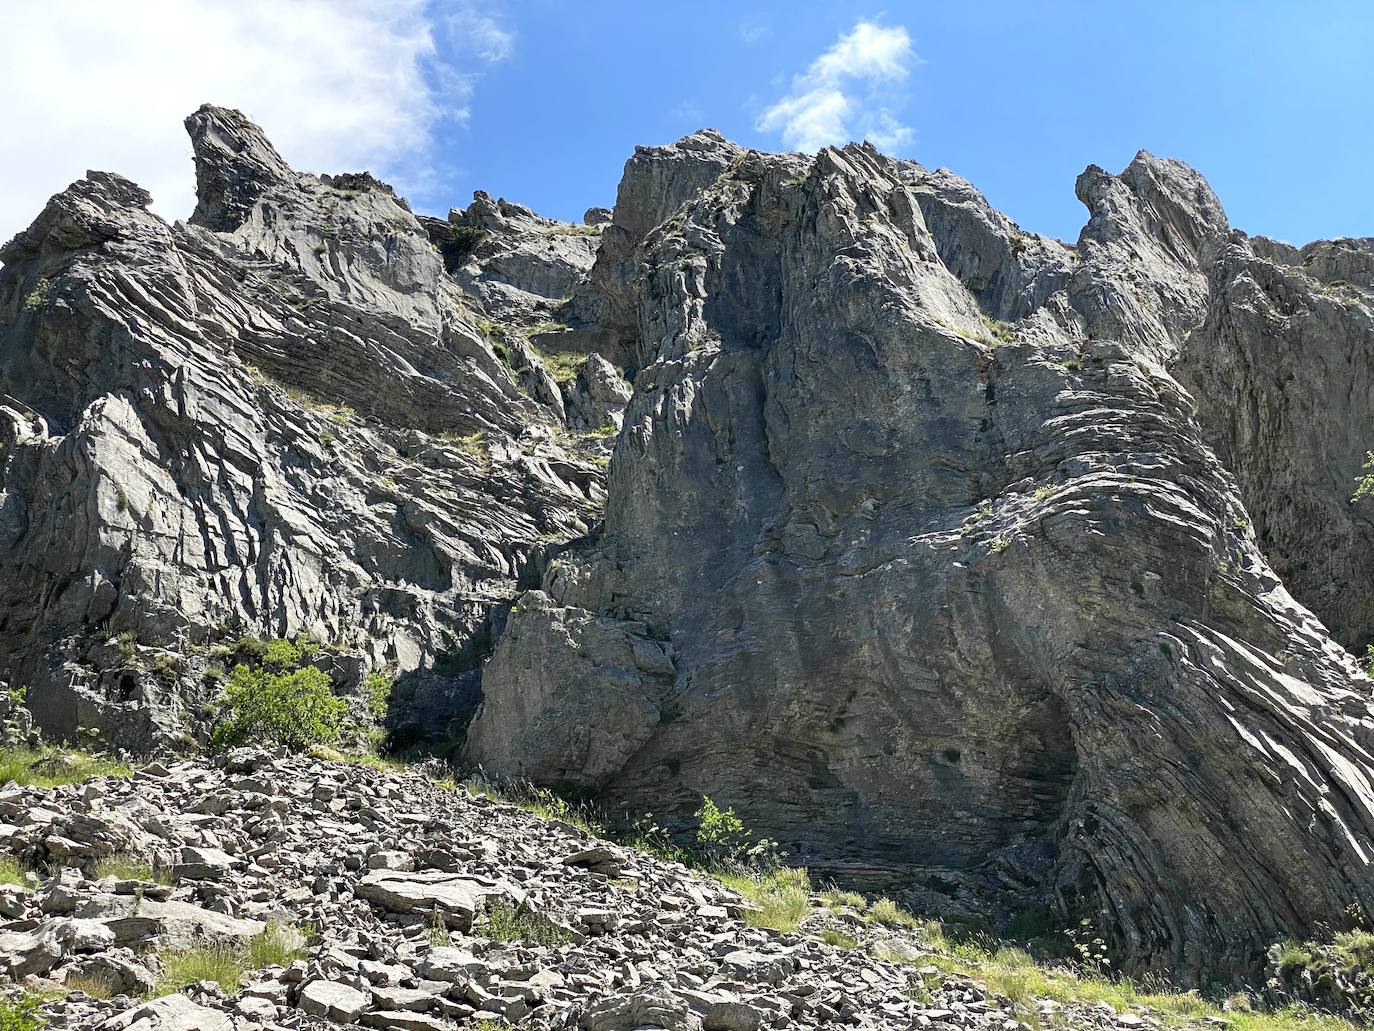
top-left (102, 993), bottom-right (234, 1030)
top-left (354, 869), bottom-right (523, 931)
top-left (299, 978), bottom-right (369, 1022)
top-left (76, 896), bottom-right (263, 947)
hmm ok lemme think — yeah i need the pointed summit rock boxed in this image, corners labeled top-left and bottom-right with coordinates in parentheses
top-left (185, 103), bottom-right (297, 231)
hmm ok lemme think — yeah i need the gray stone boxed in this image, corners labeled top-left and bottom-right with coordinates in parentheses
top-left (299, 978), bottom-right (369, 1021)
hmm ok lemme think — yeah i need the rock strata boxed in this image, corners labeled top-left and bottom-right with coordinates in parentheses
top-left (467, 138), bottom-right (1374, 981)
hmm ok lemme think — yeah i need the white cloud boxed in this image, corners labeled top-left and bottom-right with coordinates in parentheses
top-left (0, 0), bottom-right (511, 246)
top-left (756, 20), bottom-right (917, 154)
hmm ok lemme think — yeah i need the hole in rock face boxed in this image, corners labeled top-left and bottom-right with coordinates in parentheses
top-left (117, 674), bottom-right (138, 701)
top-left (943, 748), bottom-right (962, 763)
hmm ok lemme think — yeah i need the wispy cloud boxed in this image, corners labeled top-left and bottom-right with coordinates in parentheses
top-left (671, 100), bottom-right (705, 126)
top-left (0, 0), bottom-right (511, 244)
top-left (756, 20), bottom-right (917, 154)
top-left (739, 19), bottom-right (771, 44)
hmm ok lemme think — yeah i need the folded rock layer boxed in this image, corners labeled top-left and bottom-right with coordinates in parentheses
top-left (466, 139), bottom-right (1374, 981)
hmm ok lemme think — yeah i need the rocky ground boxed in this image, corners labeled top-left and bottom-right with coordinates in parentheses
top-left (0, 749), bottom-right (1290, 1031)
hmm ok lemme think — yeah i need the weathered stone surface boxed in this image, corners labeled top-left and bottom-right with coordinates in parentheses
top-left (468, 139), bottom-right (1374, 982)
top-left (1180, 234), bottom-right (1374, 648)
top-left (353, 868), bottom-right (521, 930)
top-left (0, 105), bottom-right (603, 749)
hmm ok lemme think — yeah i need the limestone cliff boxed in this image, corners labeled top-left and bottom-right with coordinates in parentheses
top-left (465, 140), bottom-right (1374, 982)
top-left (3, 107), bottom-right (1374, 985)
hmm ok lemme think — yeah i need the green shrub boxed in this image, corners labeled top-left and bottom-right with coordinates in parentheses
top-left (475, 900), bottom-right (572, 946)
top-left (22, 278), bottom-right (50, 313)
top-left (0, 993), bottom-right (43, 1031)
top-left (211, 664), bottom-right (347, 750)
top-left (364, 669), bottom-right (394, 721)
top-left (695, 796), bottom-right (747, 863)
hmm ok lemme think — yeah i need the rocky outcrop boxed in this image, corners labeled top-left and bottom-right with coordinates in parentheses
top-left (1179, 235), bottom-right (1374, 649)
top-left (5, 104), bottom-right (1374, 991)
top-left (558, 130), bottom-right (746, 372)
top-left (467, 138), bottom-right (1374, 982)
top-left (0, 105), bottom-right (603, 749)
top-left (435, 191), bottom-right (602, 326)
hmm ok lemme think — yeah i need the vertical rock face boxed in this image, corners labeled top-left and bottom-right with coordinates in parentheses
top-left (0, 106), bottom-right (602, 749)
top-left (466, 138), bottom-right (1374, 981)
top-left (1180, 236), bottom-right (1374, 649)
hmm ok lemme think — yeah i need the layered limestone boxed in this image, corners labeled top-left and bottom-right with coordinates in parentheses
top-left (466, 138), bottom-right (1374, 982)
top-left (0, 106), bottom-right (603, 749)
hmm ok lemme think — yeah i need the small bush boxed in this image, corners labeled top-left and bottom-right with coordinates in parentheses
top-left (475, 901), bottom-right (572, 946)
top-left (210, 665), bottom-right (347, 750)
top-left (437, 226), bottom-right (487, 272)
top-left (0, 993), bottom-right (43, 1031)
top-left (364, 669), bottom-right (394, 721)
top-left (22, 278), bottom-right (50, 312)
top-left (695, 796), bottom-right (747, 864)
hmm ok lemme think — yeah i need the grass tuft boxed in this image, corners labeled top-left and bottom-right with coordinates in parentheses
top-left (94, 854), bottom-right (171, 885)
top-left (716, 867), bottom-right (812, 933)
top-left (0, 856), bottom-right (30, 890)
top-left (0, 747), bottom-right (130, 788)
top-left (475, 901), bottom-right (572, 946)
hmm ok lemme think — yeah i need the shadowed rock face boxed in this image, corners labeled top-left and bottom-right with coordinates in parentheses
top-left (466, 140), bottom-right (1374, 982)
top-left (0, 105), bottom-right (603, 749)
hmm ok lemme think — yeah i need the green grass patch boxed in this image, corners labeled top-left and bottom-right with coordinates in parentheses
top-left (532, 346), bottom-right (584, 384)
top-left (0, 856), bottom-right (29, 890)
top-left (716, 867), bottom-right (812, 933)
top-left (821, 888), bottom-right (866, 910)
top-left (94, 854), bottom-right (171, 885)
top-left (154, 939), bottom-right (248, 996)
top-left (0, 993), bottom-right (44, 1030)
top-left (866, 896), bottom-right (919, 929)
top-left (247, 922), bottom-right (306, 968)
top-left (154, 923), bottom-right (305, 997)
top-left (819, 927), bottom-right (858, 949)
top-left (0, 747), bottom-right (130, 788)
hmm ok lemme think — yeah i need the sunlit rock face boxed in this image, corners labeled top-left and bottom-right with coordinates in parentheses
top-left (467, 136), bottom-right (1374, 982)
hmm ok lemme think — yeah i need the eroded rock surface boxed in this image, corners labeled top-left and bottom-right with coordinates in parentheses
top-left (0, 106), bottom-right (603, 749)
top-left (467, 138), bottom-right (1374, 981)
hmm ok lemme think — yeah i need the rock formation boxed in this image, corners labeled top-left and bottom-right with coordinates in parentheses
top-left (3, 106), bottom-right (1374, 987)
top-left (0, 106), bottom-right (603, 751)
top-left (465, 140), bottom-right (1374, 982)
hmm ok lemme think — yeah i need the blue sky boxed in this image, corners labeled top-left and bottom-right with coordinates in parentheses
top-left (436, 0), bottom-right (1374, 245)
top-left (3, 1), bottom-right (1373, 247)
